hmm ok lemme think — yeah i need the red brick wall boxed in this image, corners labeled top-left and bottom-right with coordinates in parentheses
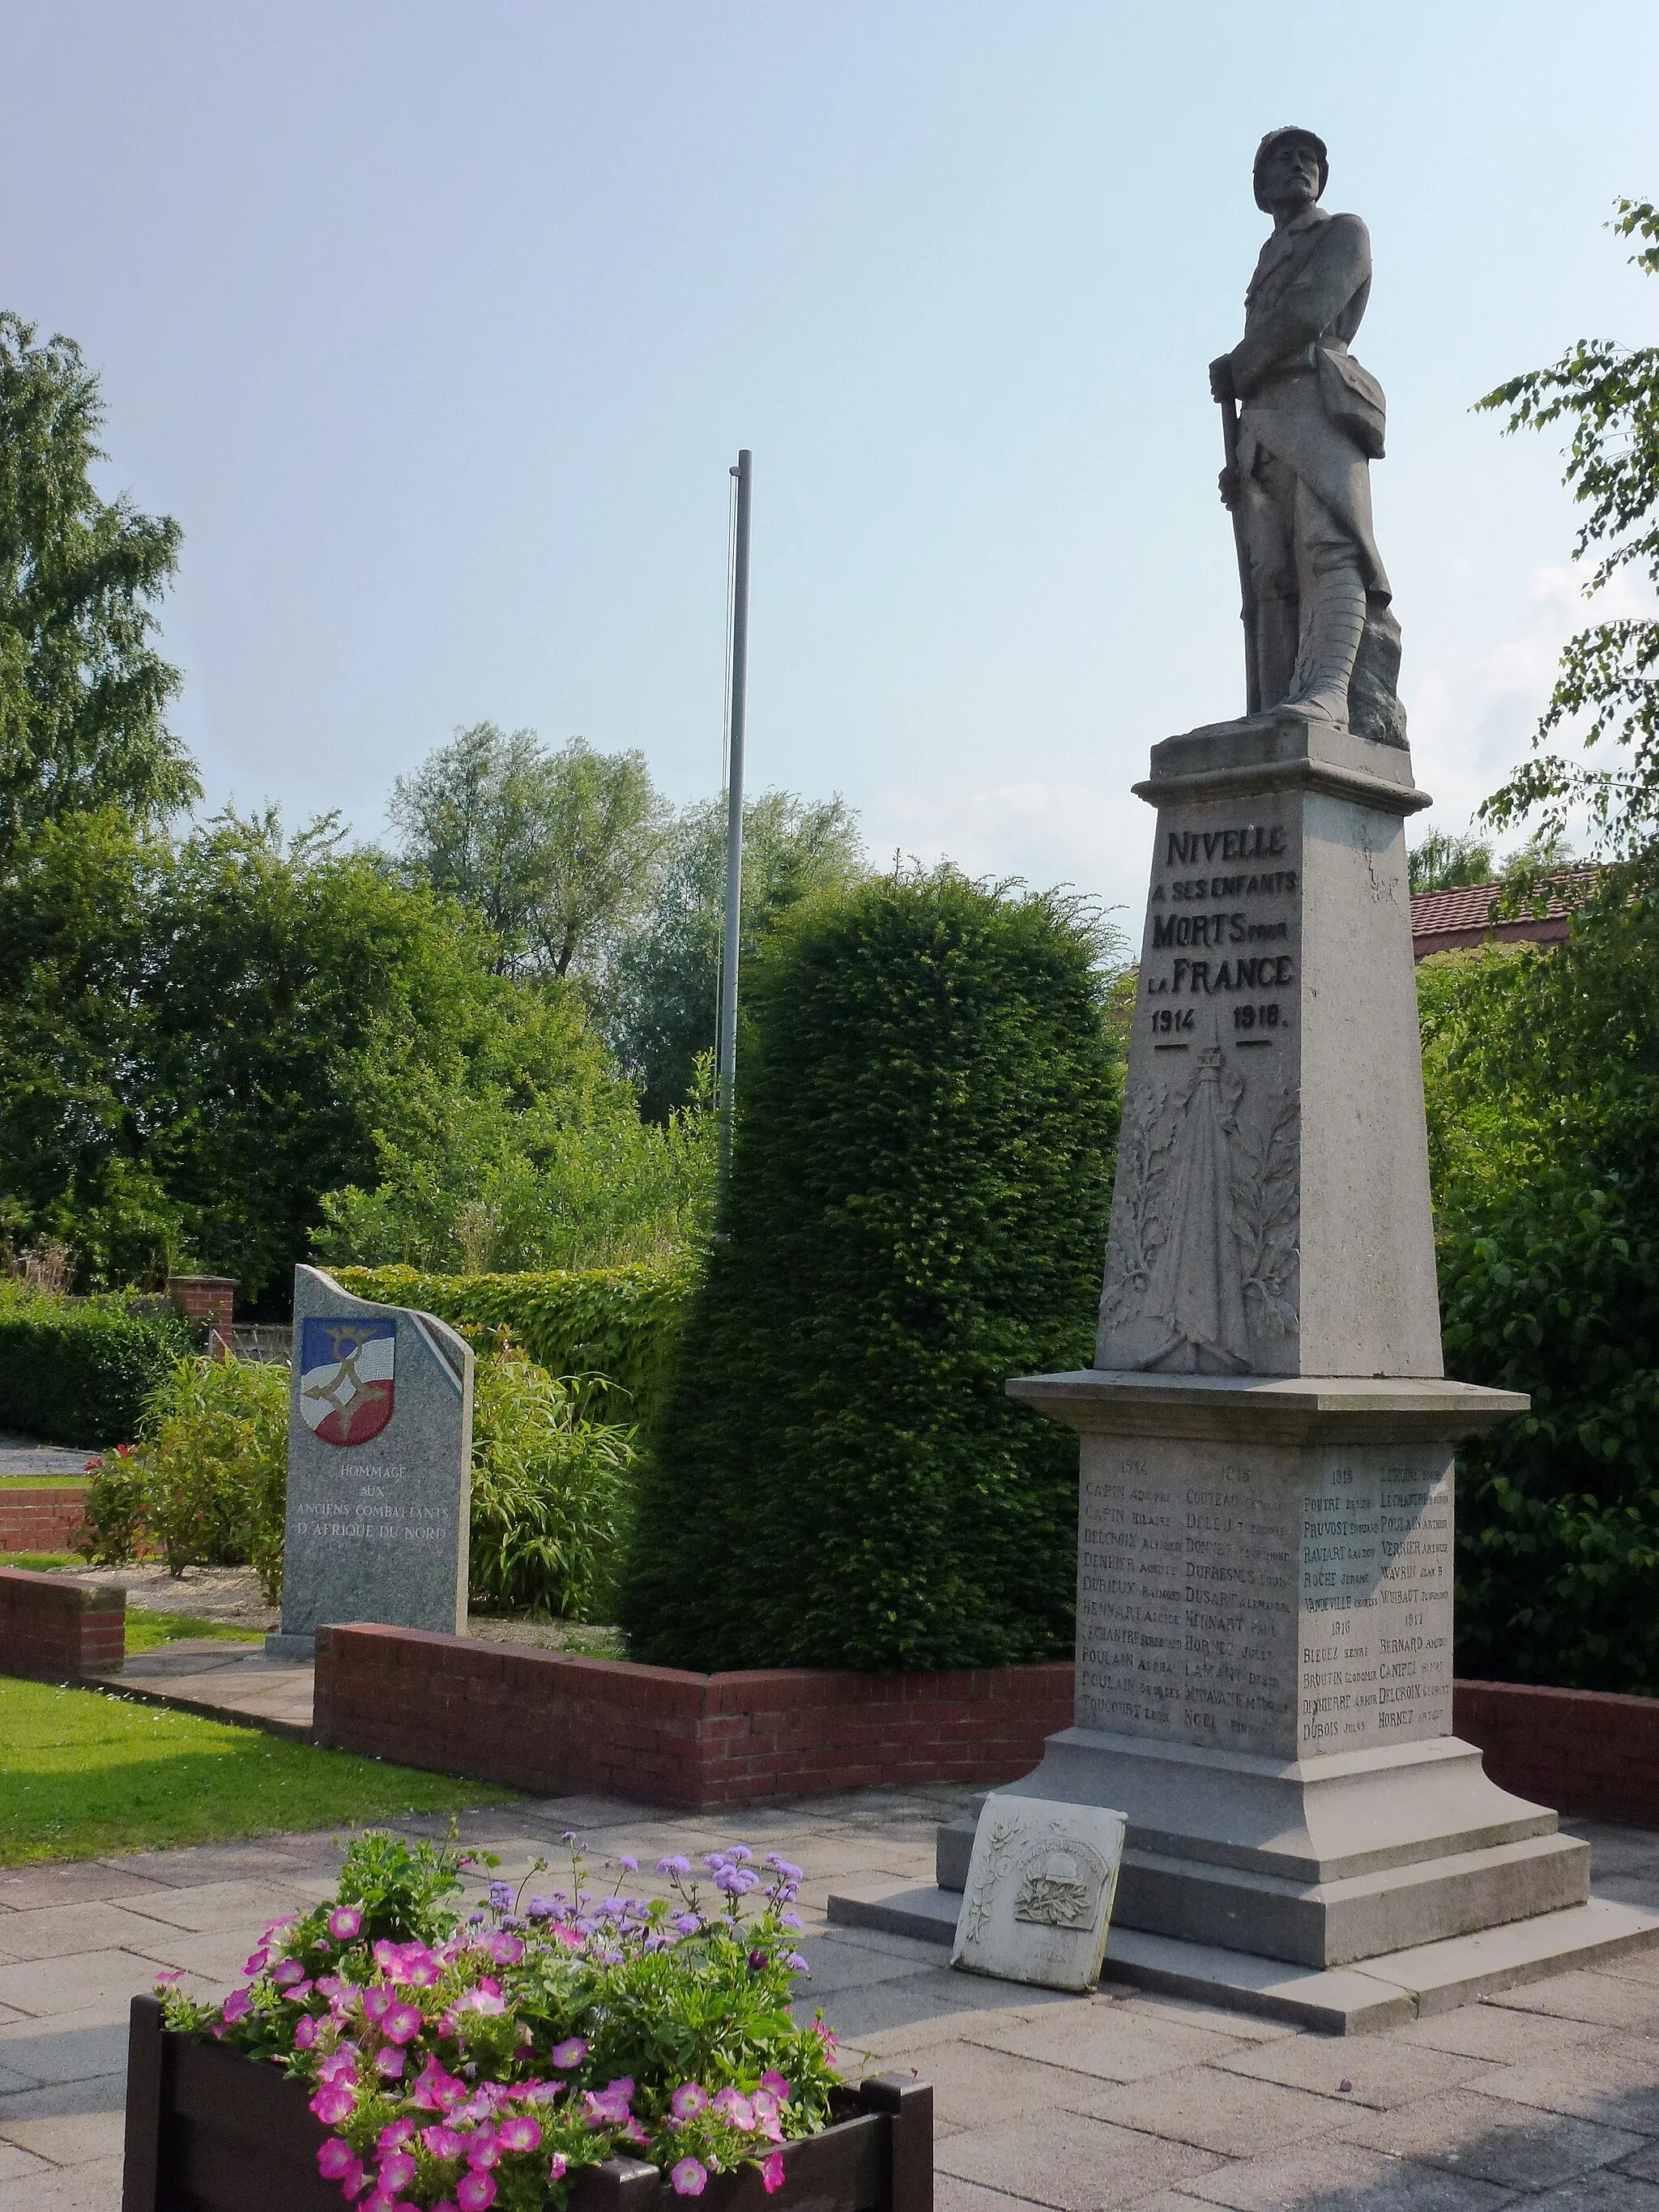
top-left (0, 1566), bottom-right (125, 1682)
top-left (166, 1276), bottom-right (236, 1356)
top-left (0, 1489), bottom-right (88, 1554)
top-left (314, 1626), bottom-right (1075, 1809)
top-left (1456, 1679), bottom-right (1659, 1828)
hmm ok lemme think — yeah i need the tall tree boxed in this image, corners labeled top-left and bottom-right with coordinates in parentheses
top-left (0, 314), bottom-right (194, 853)
top-left (600, 790), bottom-right (865, 1121)
top-left (1478, 199), bottom-right (1659, 878)
top-left (390, 722), bottom-right (669, 978)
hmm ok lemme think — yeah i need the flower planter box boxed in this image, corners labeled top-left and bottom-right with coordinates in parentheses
top-left (120, 1994), bottom-right (934, 2212)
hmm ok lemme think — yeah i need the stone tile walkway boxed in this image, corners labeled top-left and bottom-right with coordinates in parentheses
top-left (2, 1791), bottom-right (1657, 2212)
top-left (94, 1639), bottom-right (315, 1737)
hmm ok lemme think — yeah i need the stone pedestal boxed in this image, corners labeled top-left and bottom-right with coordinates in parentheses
top-left (826, 710), bottom-right (1659, 2022)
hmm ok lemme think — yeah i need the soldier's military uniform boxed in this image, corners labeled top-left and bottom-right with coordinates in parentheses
top-left (1224, 134), bottom-right (1405, 744)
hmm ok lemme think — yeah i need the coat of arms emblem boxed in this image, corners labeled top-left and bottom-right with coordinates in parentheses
top-left (299, 1317), bottom-right (396, 1447)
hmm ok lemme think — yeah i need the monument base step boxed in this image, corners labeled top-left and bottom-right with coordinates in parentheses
top-left (264, 1632), bottom-right (316, 1660)
top-left (825, 1879), bottom-right (1659, 2034)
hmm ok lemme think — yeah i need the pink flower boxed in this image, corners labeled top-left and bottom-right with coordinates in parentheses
top-left (752, 2091), bottom-right (784, 2141)
top-left (318, 2052), bottom-right (356, 2086)
top-left (318, 2138), bottom-right (359, 2180)
top-left (550, 2037), bottom-right (588, 2069)
top-left (272, 1959), bottom-right (306, 1988)
top-left (759, 2071), bottom-right (791, 2102)
top-left (378, 2121), bottom-right (416, 2153)
top-left (243, 1948), bottom-right (270, 1975)
top-left (285, 1981), bottom-right (314, 2004)
top-left (483, 1931), bottom-right (524, 1966)
top-left (329, 1906), bottom-right (364, 1940)
top-left (712, 2088), bottom-right (754, 2132)
top-left (423, 2124), bottom-right (467, 2158)
top-left (363, 1987), bottom-right (394, 2024)
top-left (377, 2153), bottom-right (417, 2192)
top-left (456, 2175), bottom-right (497, 2212)
top-left (548, 2154), bottom-right (569, 2183)
top-left (497, 2116), bottom-right (541, 2152)
top-left (584, 2078), bottom-right (636, 2127)
top-left (672, 2084), bottom-right (710, 2120)
top-left (294, 2015), bottom-right (319, 2049)
top-left (153, 1968), bottom-right (185, 1986)
top-left (221, 1988), bottom-right (253, 2023)
top-left (466, 2127), bottom-right (501, 2169)
top-left (672, 2158), bottom-right (709, 2197)
top-left (760, 2151), bottom-right (786, 2195)
top-left (382, 2002), bottom-right (424, 2044)
top-left (310, 2084), bottom-right (356, 2125)
top-left (375, 2047), bottom-right (407, 2081)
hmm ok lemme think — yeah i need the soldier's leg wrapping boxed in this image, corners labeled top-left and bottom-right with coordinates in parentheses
top-left (1286, 480), bottom-right (1367, 724)
top-left (1238, 446), bottom-right (1299, 708)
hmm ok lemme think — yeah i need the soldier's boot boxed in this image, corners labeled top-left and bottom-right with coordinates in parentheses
top-left (1285, 563), bottom-right (1367, 725)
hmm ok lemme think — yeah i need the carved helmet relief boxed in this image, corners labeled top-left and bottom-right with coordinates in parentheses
top-left (1100, 1051), bottom-right (1301, 1374)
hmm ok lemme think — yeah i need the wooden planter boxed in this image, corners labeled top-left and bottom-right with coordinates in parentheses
top-left (121, 1994), bottom-right (933, 2212)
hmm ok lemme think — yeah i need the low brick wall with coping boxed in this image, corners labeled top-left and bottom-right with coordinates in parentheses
top-left (0, 1487), bottom-right (89, 1554)
top-left (313, 1626), bottom-right (1075, 1809)
top-left (0, 1565), bottom-right (125, 1682)
top-left (1455, 1679), bottom-right (1659, 1829)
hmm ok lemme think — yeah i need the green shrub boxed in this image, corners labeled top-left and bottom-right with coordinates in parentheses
top-left (78, 1446), bottom-right (147, 1565)
top-left (332, 1263), bottom-right (694, 1430)
top-left (0, 1285), bottom-right (191, 1447)
top-left (79, 1353), bottom-right (289, 1597)
top-left (468, 1340), bottom-right (633, 1622)
top-left (620, 868), bottom-right (1122, 1673)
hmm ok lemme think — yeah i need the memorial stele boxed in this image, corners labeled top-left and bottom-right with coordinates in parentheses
top-left (832, 128), bottom-right (1659, 2012)
top-left (267, 1264), bottom-right (472, 1659)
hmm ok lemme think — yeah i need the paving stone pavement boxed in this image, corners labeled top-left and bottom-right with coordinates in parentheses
top-left (2, 1793), bottom-right (1656, 2212)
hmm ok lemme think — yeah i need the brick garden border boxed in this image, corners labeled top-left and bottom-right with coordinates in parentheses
top-left (0, 1564), bottom-right (125, 1682)
top-left (0, 1486), bottom-right (89, 1554)
top-left (313, 1626), bottom-right (1074, 1810)
top-left (1454, 1679), bottom-right (1659, 1829)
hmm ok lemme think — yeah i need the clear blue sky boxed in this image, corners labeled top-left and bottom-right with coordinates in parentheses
top-left (5, 2), bottom-right (1656, 914)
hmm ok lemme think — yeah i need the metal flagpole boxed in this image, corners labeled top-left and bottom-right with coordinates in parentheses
top-left (716, 449), bottom-right (753, 1192)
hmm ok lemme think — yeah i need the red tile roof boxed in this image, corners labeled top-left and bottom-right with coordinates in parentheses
top-left (1410, 867), bottom-right (1599, 958)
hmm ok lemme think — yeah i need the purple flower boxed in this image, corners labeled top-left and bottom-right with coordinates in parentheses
top-left (550, 2037), bottom-right (588, 2069)
top-left (526, 1896), bottom-right (556, 1920)
top-left (779, 1912), bottom-right (804, 1929)
top-left (766, 1856), bottom-right (803, 1881)
top-left (616, 1855), bottom-right (639, 1872)
top-left (456, 2176), bottom-right (497, 2212)
top-left (673, 1912), bottom-right (702, 1935)
top-left (760, 2150), bottom-right (786, 2194)
top-left (671, 2083), bottom-right (710, 2120)
top-left (328, 1905), bottom-right (364, 1940)
top-left (716, 1868), bottom-right (760, 1896)
top-left (497, 2116), bottom-right (542, 2152)
top-left (726, 1844), bottom-right (753, 1864)
top-left (672, 2158), bottom-right (709, 2197)
top-left (702, 1852), bottom-right (728, 1874)
top-left (488, 1882), bottom-right (514, 1912)
top-left (787, 1953), bottom-right (810, 1974)
top-left (658, 1856), bottom-right (693, 1877)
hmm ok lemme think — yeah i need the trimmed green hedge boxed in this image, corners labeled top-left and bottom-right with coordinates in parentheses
top-left (0, 1289), bottom-right (193, 1447)
top-left (331, 1264), bottom-right (696, 1431)
top-left (620, 870), bottom-right (1121, 1673)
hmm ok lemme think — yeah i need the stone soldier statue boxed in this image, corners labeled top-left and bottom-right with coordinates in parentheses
top-left (1209, 127), bottom-right (1406, 744)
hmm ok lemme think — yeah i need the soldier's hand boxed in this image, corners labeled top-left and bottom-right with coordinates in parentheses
top-left (1218, 465), bottom-right (1240, 511)
top-left (1209, 354), bottom-right (1237, 405)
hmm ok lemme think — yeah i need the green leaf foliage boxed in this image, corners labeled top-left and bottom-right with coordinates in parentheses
top-left (620, 868), bottom-right (1124, 1673)
top-left (0, 314), bottom-right (195, 857)
top-left (1423, 901), bottom-right (1659, 1690)
top-left (0, 1283), bottom-right (190, 1446)
top-left (468, 1340), bottom-right (634, 1621)
top-left (333, 1263), bottom-right (696, 1433)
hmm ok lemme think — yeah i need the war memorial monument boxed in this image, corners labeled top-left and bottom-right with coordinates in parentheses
top-left (831, 127), bottom-right (1659, 2025)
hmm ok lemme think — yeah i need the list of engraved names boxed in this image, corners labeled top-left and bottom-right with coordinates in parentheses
top-left (1076, 1441), bottom-right (1453, 1758)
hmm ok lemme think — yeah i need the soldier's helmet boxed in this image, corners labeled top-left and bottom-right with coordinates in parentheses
top-left (1252, 126), bottom-right (1328, 211)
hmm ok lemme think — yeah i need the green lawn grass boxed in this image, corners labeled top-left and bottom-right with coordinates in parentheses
top-left (0, 1475), bottom-right (89, 1489)
top-left (0, 1677), bottom-right (518, 1865)
top-left (0, 1552), bottom-right (77, 1571)
top-left (124, 1610), bottom-right (265, 1652)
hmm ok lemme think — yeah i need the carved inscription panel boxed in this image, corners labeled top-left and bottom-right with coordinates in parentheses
top-left (1098, 802), bottom-right (1305, 1376)
top-left (1076, 1438), bottom-right (1454, 1759)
